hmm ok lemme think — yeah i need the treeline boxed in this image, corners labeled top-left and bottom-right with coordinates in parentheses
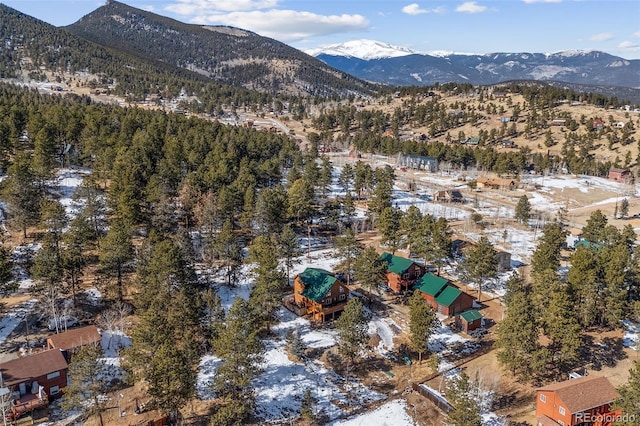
top-left (311, 83), bottom-right (638, 177)
top-left (0, 81), bottom-right (311, 423)
top-left (497, 211), bottom-right (640, 383)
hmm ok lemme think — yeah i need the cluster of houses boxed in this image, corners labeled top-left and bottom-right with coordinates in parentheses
top-left (287, 251), bottom-right (484, 333)
top-left (0, 325), bottom-right (101, 421)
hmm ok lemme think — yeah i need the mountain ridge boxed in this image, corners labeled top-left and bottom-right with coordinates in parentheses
top-left (309, 40), bottom-right (640, 91)
top-left (65, 0), bottom-right (378, 97)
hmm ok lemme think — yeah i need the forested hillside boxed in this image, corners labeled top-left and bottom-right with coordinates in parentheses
top-left (65, 0), bottom-right (378, 97)
top-left (0, 4), bottom-right (292, 109)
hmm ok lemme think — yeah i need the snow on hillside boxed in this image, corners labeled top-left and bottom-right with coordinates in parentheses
top-left (307, 39), bottom-right (417, 60)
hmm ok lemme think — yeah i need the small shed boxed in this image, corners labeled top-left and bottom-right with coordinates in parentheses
top-left (457, 309), bottom-right (483, 333)
top-left (434, 189), bottom-right (464, 203)
top-left (608, 168), bottom-right (631, 183)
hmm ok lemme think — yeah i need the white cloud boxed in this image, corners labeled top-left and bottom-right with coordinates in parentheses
top-left (192, 10), bottom-right (370, 41)
top-left (618, 40), bottom-right (639, 49)
top-left (522, 0), bottom-right (562, 3)
top-left (402, 3), bottom-right (428, 15)
top-left (633, 31), bottom-right (640, 38)
top-left (455, 2), bottom-right (487, 13)
top-left (165, 0), bottom-right (280, 15)
top-left (590, 32), bottom-right (614, 42)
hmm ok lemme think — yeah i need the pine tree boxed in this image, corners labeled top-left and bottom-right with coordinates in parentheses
top-left (99, 217), bottom-right (133, 302)
top-left (541, 280), bottom-right (582, 374)
top-left (334, 228), bottom-right (362, 286)
top-left (335, 297), bottom-right (369, 375)
top-left (62, 344), bottom-right (109, 426)
top-left (212, 298), bottom-right (264, 424)
top-left (582, 209), bottom-right (608, 243)
top-left (2, 152), bottom-right (43, 238)
top-left (400, 205), bottom-right (422, 254)
top-left (462, 236), bottom-right (498, 302)
top-left (248, 234), bottom-right (286, 331)
top-left (378, 207), bottom-right (402, 254)
top-left (445, 372), bottom-right (482, 426)
top-left (0, 245), bottom-right (15, 298)
top-left (213, 219), bottom-right (243, 287)
top-left (339, 163), bottom-right (354, 194)
top-left (278, 224), bottom-right (300, 286)
top-left (531, 222), bottom-right (567, 283)
top-left (613, 361), bottom-right (640, 425)
top-left (299, 388), bottom-right (317, 422)
top-left (496, 274), bottom-right (549, 382)
top-left (514, 194), bottom-right (531, 224)
top-left (354, 246), bottom-right (387, 302)
top-left (285, 328), bottom-right (306, 361)
top-left (144, 341), bottom-right (196, 422)
top-left (620, 198), bottom-right (630, 218)
top-left (409, 290), bottom-right (439, 363)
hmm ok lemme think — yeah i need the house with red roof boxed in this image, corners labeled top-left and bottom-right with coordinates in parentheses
top-left (536, 376), bottom-right (621, 426)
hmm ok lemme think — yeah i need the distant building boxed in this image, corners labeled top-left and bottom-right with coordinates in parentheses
top-left (434, 189), bottom-right (464, 203)
top-left (608, 168), bottom-right (631, 183)
top-left (397, 154), bottom-right (438, 172)
top-left (495, 251), bottom-right (512, 272)
top-left (476, 177), bottom-right (517, 190)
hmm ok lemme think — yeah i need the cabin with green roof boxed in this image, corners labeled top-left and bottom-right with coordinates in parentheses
top-left (415, 273), bottom-right (474, 316)
top-left (379, 252), bottom-right (425, 293)
top-left (293, 268), bottom-right (349, 322)
top-left (456, 309), bottom-right (483, 333)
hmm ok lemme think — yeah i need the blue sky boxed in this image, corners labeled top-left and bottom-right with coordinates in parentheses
top-left (3, 0), bottom-right (640, 59)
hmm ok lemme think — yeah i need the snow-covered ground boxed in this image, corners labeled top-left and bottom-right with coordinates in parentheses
top-left (329, 399), bottom-right (416, 426)
top-left (196, 305), bottom-right (385, 422)
top-left (99, 330), bottom-right (131, 382)
top-left (196, 249), bottom-right (391, 423)
top-left (56, 168), bottom-right (92, 219)
top-left (622, 319), bottom-right (640, 351)
top-left (0, 299), bottom-right (37, 346)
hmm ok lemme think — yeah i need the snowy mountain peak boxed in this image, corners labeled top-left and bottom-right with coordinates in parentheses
top-left (306, 39), bottom-right (417, 60)
top-left (545, 49), bottom-right (598, 58)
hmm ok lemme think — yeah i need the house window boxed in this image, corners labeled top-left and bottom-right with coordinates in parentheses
top-left (539, 394), bottom-right (546, 403)
top-left (559, 407), bottom-right (565, 416)
top-left (558, 421), bottom-right (564, 426)
top-left (47, 371), bottom-right (60, 380)
top-left (339, 294), bottom-right (346, 301)
top-left (402, 273), bottom-right (409, 280)
top-left (50, 386), bottom-right (60, 395)
top-left (339, 287), bottom-right (344, 293)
